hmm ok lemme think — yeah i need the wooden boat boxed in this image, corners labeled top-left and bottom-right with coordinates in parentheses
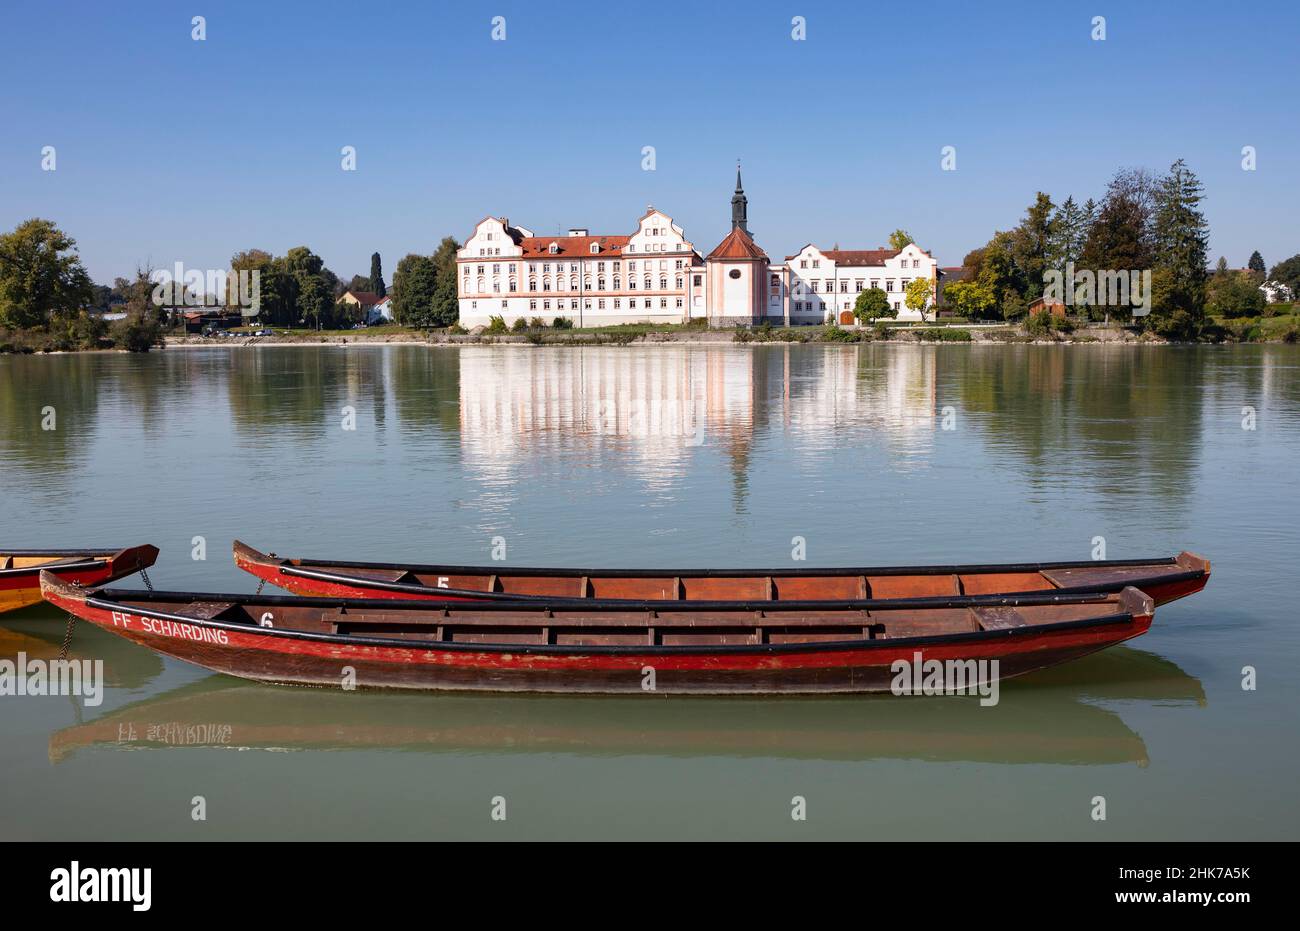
top-left (42, 570), bottom-right (1157, 695)
top-left (234, 540), bottom-right (1209, 607)
top-left (0, 545), bottom-right (158, 614)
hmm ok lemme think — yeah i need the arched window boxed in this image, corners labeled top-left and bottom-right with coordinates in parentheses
top-left (569, 277), bottom-right (578, 291)
top-left (597, 278), bottom-right (606, 290)
top-left (528, 279), bottom-right (537, 291)
top-left (675, 277), bottom-right (683, 289)
top-left (613, 277), bottom-right (621, 289)
top-left (508, 279), bottom-right (517, 292)
top-left (659, 277), bottom-right (667, 290)
top-left (476, 277), bottom-right (485, 292)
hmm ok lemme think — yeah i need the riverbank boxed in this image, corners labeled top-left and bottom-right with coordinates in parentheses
top-left (158, 317), bottom-right (1300, 348)
top-left (8, 312), bottom-right (1299, 354)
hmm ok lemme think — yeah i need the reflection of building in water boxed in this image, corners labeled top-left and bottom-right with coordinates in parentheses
top-left (458, 348), bottom-right (756, 486)
top-left (775, 346), bottom-right (938, 451)
top-left (457, 345), bottom-right (939, 487)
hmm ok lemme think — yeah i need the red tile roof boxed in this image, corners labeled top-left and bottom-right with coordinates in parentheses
top-left (707, 227), bottom-right (768, 261)
top-left (517, 235), bottom-right (630, 258)
top-left (821, 249), bottom-right (899, 266)
top-left (344, 290), bottom-right (382, 306)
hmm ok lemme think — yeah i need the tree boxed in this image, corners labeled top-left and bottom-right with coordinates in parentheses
top-left (1080, 175), bottom-right (1155, 321)
top-left (109, 266), bottom-right (165, 351)
top-left (976, 231), bottom-right (1028, 319)
top-left (1206, 271), bottom-right (1266, 319)
top-left (1268, 254), bottom-right (1300, 297)
top-left (228, 248), bottom-right (272, 314)
top-left (904, 277), bottom-right (933, 321)
top-left (0, 218), bottom-right (93, 329)
top-left (370, 252), bottom-right (386, 298)
top-left (430, 236), bottom-right (461, 326)
top-left (853, 287), bottom-right (892, 322)
top-left (888, 229), bottom-right (914, 250)
top-left (391, 253), bottom-right (439, 327)
top-left (943, 279), bottom-right (997, 320)
top-left (1048, 195), bottom-right (1089, 270)
top-left (1247, 251), bottom-right (1266, 278)
top-left (348, 274), bottom-right (372, 293)
top-left (1149, 159), bottom-right (1209, 337)
top-left (1009, 192), bottom-right (1056, 301)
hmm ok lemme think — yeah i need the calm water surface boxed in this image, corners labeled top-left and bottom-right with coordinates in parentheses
top-left (1, 343), bottom-right (1297, 839)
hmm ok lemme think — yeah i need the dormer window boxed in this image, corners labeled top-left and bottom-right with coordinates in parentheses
top-left (548, 242), bottom-right (558, 254)
top-left (589, 243), bottom-right (599, 254)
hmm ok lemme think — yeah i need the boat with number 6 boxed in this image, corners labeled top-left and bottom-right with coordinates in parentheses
top-left (233, 540), bottom-right (1209, 608)
top-left (0, 545), bottom-right (159, 614)
top-left (42, 570), bottom-right (1158, 695)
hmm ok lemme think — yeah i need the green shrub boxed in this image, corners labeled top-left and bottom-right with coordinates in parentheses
top-left (821, 324), bottom-right (862, 343)
top-left (551, 316), bottom-right (574, 330)
top-left (528, 317), bottom-right (547, 329)
top-left (485, 314), bottom-right (508, 334)
top-left (448, 322), bottom-right (468, 335)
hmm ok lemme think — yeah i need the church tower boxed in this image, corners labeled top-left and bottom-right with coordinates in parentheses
top-left (731, 163), bottom-right (749, 233)
top-left (705, 163), bottom-right (769, 324)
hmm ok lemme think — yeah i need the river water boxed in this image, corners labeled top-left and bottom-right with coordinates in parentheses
top-left (1, 343), bottom-right (1296, 839)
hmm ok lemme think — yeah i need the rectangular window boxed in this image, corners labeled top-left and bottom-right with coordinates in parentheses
top-left (886, 280), bottom-right (894, 292)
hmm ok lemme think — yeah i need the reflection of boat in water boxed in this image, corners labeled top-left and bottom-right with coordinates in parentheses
top-left (49, 646), bottom-right (1203, 767)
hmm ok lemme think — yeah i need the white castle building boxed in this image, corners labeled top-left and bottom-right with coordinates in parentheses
top-left (456, 168), bottom-right (941, 327)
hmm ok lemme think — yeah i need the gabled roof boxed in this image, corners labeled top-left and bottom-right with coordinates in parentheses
top-left (344, 290), bottom-right (382, 305)
top-left (707, 227), bottom-right (767, 261)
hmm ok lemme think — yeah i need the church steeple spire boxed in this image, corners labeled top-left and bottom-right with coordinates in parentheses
top-left (731, 161), bottom-right (748, 234)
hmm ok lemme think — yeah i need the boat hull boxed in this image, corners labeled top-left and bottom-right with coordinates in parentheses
top-left (0, 545), bottom-right (158, 614)
top-left (234, 540), bottom-right (1209, 609)
top-left (42, 577), bottom-right (1156, 696)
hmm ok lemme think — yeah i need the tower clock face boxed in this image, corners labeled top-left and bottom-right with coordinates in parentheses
top-left (728, 269), bottom-right (742, 279)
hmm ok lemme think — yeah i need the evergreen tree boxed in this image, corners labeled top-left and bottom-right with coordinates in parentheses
top-left (1247, 250), bottom-right (1266, 278)
top-left (1048, 195), bottom-right (1088, 270)
top-left (1150, 159), bottom-right (1209, 336)
top-left (1010, 192), bottom-right (1056, 300)
top-left (370, 252), bottom-right (386, 297)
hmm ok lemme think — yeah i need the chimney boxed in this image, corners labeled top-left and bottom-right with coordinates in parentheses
top-left (568, 228), bottom-right (588, 237)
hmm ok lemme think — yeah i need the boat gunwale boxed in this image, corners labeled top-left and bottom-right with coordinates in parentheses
top-left (0, 558), bottom-right (108, 578)
top-left (271, 562), bottom-right (1205, 605)
top-left (78, 586), bottom-right (1149, 658)
top-left (255, 549), bottom-right (1184, 579)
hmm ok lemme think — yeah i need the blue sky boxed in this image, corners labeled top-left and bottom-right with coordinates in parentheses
top-left (1, 0), bottom-right (1296, 283)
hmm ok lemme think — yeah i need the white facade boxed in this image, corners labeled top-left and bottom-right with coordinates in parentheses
top-left (454, 189), bottom-right (942, 327)
top-left (456, 209), bottom-right (701, 328)
top-left (782, 243), bottom-right (940, 322)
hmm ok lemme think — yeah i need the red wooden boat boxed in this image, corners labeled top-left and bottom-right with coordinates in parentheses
top-left (0, 545), bottom-right (158, 614)
top-left (234, 540), bottom-right (1209, 607)
top-left (42, 570), bottom-right (1157, 695)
